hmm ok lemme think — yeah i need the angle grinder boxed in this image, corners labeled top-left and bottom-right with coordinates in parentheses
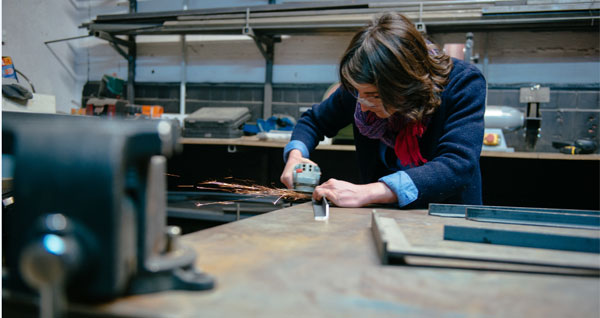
top-left (292, 163), bottom-right (328, 220)
top-left (292, 163), bottom-right (321, 193)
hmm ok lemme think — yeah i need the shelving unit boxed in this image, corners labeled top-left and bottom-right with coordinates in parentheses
top-left (179, 135), bottom-right (600, 160)
top-left (83, 0), bottom-right (599, 117)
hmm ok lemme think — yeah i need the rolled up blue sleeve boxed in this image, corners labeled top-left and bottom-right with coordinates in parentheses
top-left (379, 171), bottom-right (419, 207)
top-left (283, 140), bottom-right (310, 163)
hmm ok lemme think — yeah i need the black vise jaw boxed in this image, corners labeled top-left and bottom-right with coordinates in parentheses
top-left (2, 112), bottom-right (214, 314)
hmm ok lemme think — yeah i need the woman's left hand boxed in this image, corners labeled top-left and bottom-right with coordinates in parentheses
top-left (312, 179), bottom-right (397, 208)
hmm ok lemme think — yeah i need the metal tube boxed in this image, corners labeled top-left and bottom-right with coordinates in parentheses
top-left (44, 34), bottom-right (92, 45)
top-left (370, 0), bottom-right (501, 8)
top-left (180, 35), bottom-right (187, 116)
top-left (263, 43), bottom-right (273, 119)
top-left (127, 38), bottom-right (136, 105)
top-left (128, 0), bottom-right (137, 105)
top-left (484, 106), bottom-right (524, 130)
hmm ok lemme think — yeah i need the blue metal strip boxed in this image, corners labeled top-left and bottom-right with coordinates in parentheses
top-left (444, 225), bottom-right (600, 254)
top-left (466, 207), bottom-right (600, 229)
top-left (429, 203), bottom-right (600, 218)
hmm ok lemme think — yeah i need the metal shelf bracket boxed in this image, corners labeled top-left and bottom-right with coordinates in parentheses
top-left (241, 7), bottom-right (281, 118)
top-left (94, 31), bottom-right (134, 60)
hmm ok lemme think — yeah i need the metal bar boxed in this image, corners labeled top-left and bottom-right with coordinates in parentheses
top-left (127, 0), bottom-right (137, 105)
top-left (371, 212), bottom-right (600, 272)
top-left (444, 225), bottom-right (600, 253)
top-left (423, 15), bottom-right (600, 26)
top-left (108, 41), bottom-right (128, 60)
top-left (180, 35), bottom-right (187, 116)
top-left (127, 36), bottom-right (136, 105)
top-left (370, 0), bottom-right (506, 7)
top-left (90, 13), bottom-right (598, 37)
top-left (176, 5), bottom-right (486, 21)
top-left (241, 7), bottom-right (275, 119)
top-left (163, 15), bottom-right (598, 31)
top-left (44, 43), bottom-right (80, 81)
top-left (94, 2), bottom-right (370, 22)
top-left (428, 203), bottom-right (600, 218)
top-left (251, 36), bottom-right (269, 60)
top-left (167, 191), bottom-right (285, 204)
top-left (483, 3), bottom-right (600, 14)
top-left (87, 23), bottom-right (162, 33)
top-left (243, 9), bottom-right (271, 61)
top-left (94, 0), bottom-right (533, 23)
top-left (167, 207), bottom-right (238, 222)
top-left (263, 41), bottom-right (273, 118)
top-left (94, 30), bottom-right (131, 47)
top-left (221, 205), bottom-right (279, 214)
top-left (466, 207), bottom-right (600, 229)
top-left (43, 34), bottom-right (92, 45)
top-left (391, 246), bottom-right (600, 271)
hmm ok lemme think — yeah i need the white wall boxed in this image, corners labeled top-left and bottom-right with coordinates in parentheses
top-left (85, 32), bottom-right (353, 84)
top-left (2, 0), bottom-right (90, 113)
top-left (431, 31), bottom-right (600, 85)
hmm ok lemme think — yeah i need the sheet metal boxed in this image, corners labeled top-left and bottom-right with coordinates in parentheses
top-left (371, 211), bottom-right (600, 274)
top-left (429, 203), bottom-right (600, 217)
top-left (444, 225), bottom-right (600, 253)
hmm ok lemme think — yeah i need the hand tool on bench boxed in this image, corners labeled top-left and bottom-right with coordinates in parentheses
top-left (292, 163), bottom-right (328, 220)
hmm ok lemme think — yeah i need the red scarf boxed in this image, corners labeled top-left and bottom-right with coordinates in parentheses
top-left (394, 121), bottom-right (427, 167)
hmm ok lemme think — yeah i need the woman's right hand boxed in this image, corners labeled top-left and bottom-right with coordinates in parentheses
top-left (280, 149), bottom-right (318, 189)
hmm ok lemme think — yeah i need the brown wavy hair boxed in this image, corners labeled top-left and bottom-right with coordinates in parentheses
top-left (339, 12), bottom-right (452, 123)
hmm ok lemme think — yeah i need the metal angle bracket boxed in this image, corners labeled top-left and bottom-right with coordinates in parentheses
top-left (312, 196), bottom-right (329, 221)
top-left (242, 8), bottom-right (281, 61)
top-left (371, 211), bottom-right (411, 265)
top-left (94, 30), bottom-right (135, 61)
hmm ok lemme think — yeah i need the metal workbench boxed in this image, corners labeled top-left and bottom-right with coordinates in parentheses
top-left (40, 203), bottom-right (600, 318)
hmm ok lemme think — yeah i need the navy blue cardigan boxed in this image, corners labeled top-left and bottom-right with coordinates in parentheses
top-left (290, 58), bottom-right (486, 208)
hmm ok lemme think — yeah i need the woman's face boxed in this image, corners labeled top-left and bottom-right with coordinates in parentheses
top-left (354, 83), bottom-right (397, 119)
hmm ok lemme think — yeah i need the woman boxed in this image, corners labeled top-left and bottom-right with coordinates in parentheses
top-left (280, 12), bottom-right (486, 209)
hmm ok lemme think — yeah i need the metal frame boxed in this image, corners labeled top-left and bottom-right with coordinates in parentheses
top-left (91, 4), bottom-right (138, 105)
top-left (242, 8), bottom-right (281, 118)
top-left (84, 1), bottom-right (599, 118)
top-left (371, 211), bottom-right (599, 273)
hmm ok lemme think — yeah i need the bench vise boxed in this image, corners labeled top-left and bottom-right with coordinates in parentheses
top-left (2, 112), bottom-right (214, 316)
